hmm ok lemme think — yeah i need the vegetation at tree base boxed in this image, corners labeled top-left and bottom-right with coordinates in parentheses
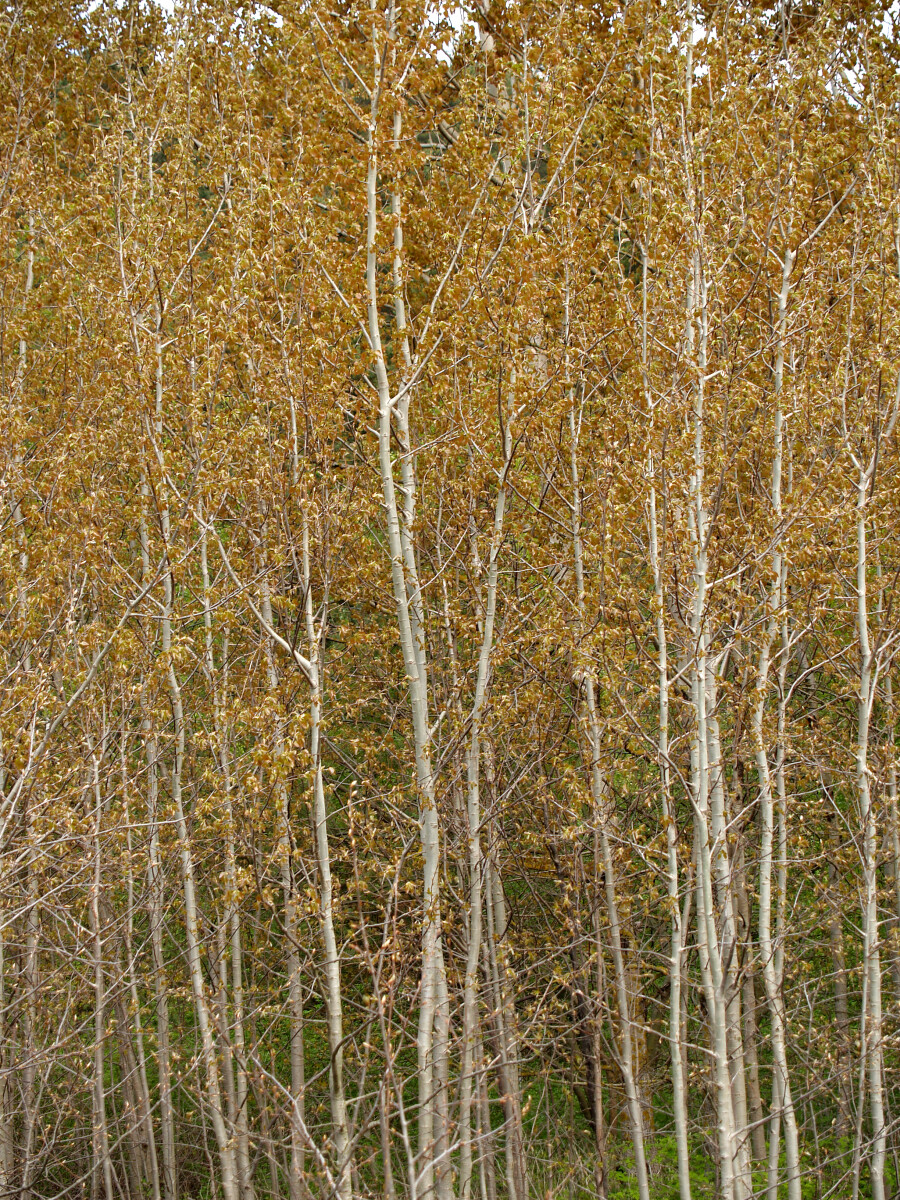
top-left (2, 0), bottom-right (900, 1197)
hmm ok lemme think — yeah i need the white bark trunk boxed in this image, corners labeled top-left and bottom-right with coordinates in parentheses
top-left (460, 384), bottom-right (511, 1200)
top-left (121, 748), bottom-right (162, 1200)
top-left (686, 255), bottom-right (739, 1200)
top-left (855, 466), bottom-right (886, 1200)
top-left (569, 390), bottom-right (649, 1200)
top-left (648, 474), bottom-right (691, 1200)
top-left (366, 25), bottom-right (443, 1189)
top-left (201, 527), bottom-right (256, 1200)
top-left (301, 517), bottom-right (353, 1200)
top-left (155, 310), bottom-right (239, 1200)
top-left (754, 248), bottom-right (801, 1200)
top-left (90, 753), bottom-right (115, 1200)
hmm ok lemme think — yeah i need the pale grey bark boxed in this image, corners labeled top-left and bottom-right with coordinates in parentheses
top-left (705, 665), bottom-right (751, 1200)
top-left (285, 398), bottom-right (312, 1200)
top-left (300, 518), bottom-right (353, 1200)
top-left (885, 671), bottom-right (900, 999)
top-left (569, 389), bottom-right (650, 1200)
top-left (686, 255), bottom-right (739, 1200)
top-left (155, 310), bottom-right (239, 1200)
top-left (752, 246), bottom-right (801, 1200)
top-left (0, 926), bottom-right (13, 1196)
top-left (18, 801), bottom-right (38, 1200)
top-left (365, 20), bottom-right (444, 1189)
top-left (484, 815), bottom-right (527, 1200)
top-left (853, 466), bottom-right (886, 1200)
top-left (202, 528), bottom-right (256, 1200)
top-left (118, 735), bottom-right (161, 1200)
top-left (736, 851), bottom-right (766, 1165)
top-left (89, 752), bottom-right (115, 1200)
top-left (679, 31), bottom-right (741, 1193)
top-left (460, 375), bottom-right (512, 1200)
top-left (648, 472), bottom-right (691, 1200)
top-left (140, 565), bottom-right (176, 1200)
top-left (14, 218), bottom-right (38, 1200)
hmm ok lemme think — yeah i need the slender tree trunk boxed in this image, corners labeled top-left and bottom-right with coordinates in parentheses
top-left (18, 800), bottom-right (39, 1200)
top-left (679, 52), bottom-right (742, 1191)
top-left (754, 247), bottom-right (801, 1200)
top-left (140, 462), bottom-right (176, 1200)
top-left (735, 848), bottom-right (766, 1165)
top-left (90, 753), bottom-right (115, 1200)
top-left (145, 707), bottom-right (176, 1200)
top-left (280, 408), bottom-right (311, 1200)
top-left (379, 1076), bottom-right (398, 1200)
top-left (884, 673), bottom-right (900, 999)
top-left (433, 957), bottom-right (452, 1200)
top-left (826, 841), bottom-right (852, 1136)
top-left (202, 526), bottom-right (255, 1200)
top-left (686, 253), bottom-right (739, 1200)
top-left (120, 734), bottom-right (162, 1200)
top-left (366, 26), bottom-right (444, 1189)
top-left (154, 308), bottom-right (239, 1200)
top-left (705, 671), bottom-right (751, 1200)
top-left (589, 846), bottom-right (608, 1200)
top-left (300, 516), bottom-right (353, 1200)
top-left (0, 925), bottom-right (13, 1196)
top-left (569, 388), bottom-right (650, 1200)
top-left (648, 471), bottom-right (691, 1200)
top-left (16, 218), bottom-right (38, 1200)
top-left (485, 822), bottom-right (527, 1200)
top-left (460, 376), bottom-right (511, 1200)
top-left (854, 466), bottom-right (886, 1200)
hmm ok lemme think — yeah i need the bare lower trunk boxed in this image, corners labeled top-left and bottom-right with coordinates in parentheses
top-left (140, 464), bottom-right (175, 1200)
top-left (284, 870), bottom-right (307, 1200)
top-left (257, 565), bottom-right (309, 1198)
top-left (460, 386), bottom-right (512, 1200)
top-left (300, 516), bottom-right (352, 1199)
top-left (484, 826), bottom-right (527, 1200)
top-left (648, 474), bottom-right (691, 1200)
top-left (366, 41), bottom-right (444, 1188)
top-left (691, 705), bottom-right (737, 1200)
top-left (155, 312), bottom-right (238, 1200)
top-left (90, 755), bottom-right (115, 1200)
top-left (705, 684), bottom-right (750, 1200)
top-left (202, 528), bottom-right (255, 1200)
top-left (735, 851), bottom-right (766, 1165)
top-left (0, 928), bottom-right (13, 1196)
top-left (19, 805), bottom-right (39, 1200)
top-left (854, 468), bottom-right (886, 1200)
top-left (120, 739), bottom-right (162, 1200)
top-left (168, 667), bottom-right (239, 1200)
top-left (569, 380), bottom-right (649, 1200)
top-left (146, 719), bottom-right (176, 1200)
top-left (827, 848), bottom-right (852, 1134)
top-left (308, 663), bottom-right (352, 1197)
top-left (687, 254), bottom-right (739, 1200)
top-left (754, 395), bottom-right (800, 1200)
top-left (884, 674), bottom-right (900, 1000)
top-left (433, 958), bottom-right (452, 1200)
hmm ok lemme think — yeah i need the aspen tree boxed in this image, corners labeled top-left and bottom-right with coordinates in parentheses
top-left (846, 375), bottom-right (899, 1200)
top-left (569, 352), bottom-right (650, 1200)
top-left (459, 373), bottom-right (514, 1200)
top-left (4, 1), bottom-right (900, 1195)
top-left (300, 513), bottom-right (354, 1200)
top-left (89, 746), bottom-right (115, 1200)
top-left (202, 524), bottom-right (256, 1200)
top-left (362, 5), bottom-right (446, 1189)
top-left (152, 297), bottom-right (240, 1200)
top-left (120, 740), bottom-right (162, 1200)
top-left (754, 243), bottom-right (801, 1200)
